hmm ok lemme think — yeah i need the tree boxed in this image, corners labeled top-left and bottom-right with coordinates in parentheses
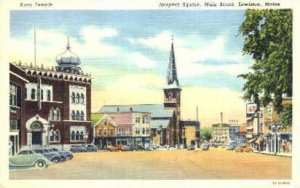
top-left (238, 9), bottom-right (292, 125)
top-left (280, 104), bottom-right (292, 129)
top-left (200, 127), bottom-right (212, 141)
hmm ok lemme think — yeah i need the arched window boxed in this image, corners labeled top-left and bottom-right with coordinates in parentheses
top-left (76, 131), bottom-right (80, 140)
top-left (53, 109), bottom-right (60, 120)
top-left (76, 93), bottom-right (80, 103)
top-left (71, 130), bottom-right (76, 141)
top-left (31, 88), bottom-right (36, 100)
top-left (50, 131), bottom-right (55, 142)
top-left (76, 110), bottom-right (80, 120)
top-left (80, 111), bottom-right (84, 121)
top-left (47, 90), bottom-right (51, 101)
top-left (71, 92), bottom-right (75, 103)
top-left (80, 130), bottom-right (84, 140)
top-left (54, 130), bottom-right (60, 141)
top-left (72, 110), bottom-right (76, 120)
top-left (81, 93), bottom-right (84, 103)
top-left (50, 129), bottom-right (61, 142)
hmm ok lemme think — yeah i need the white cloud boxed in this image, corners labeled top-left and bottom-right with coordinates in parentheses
top-left (9, 27), bottom-right (120, 67)
top-left (128, 31), bottom-right (251, 77)
top-left (128, 52), bottom-right (156, 68)
top-left (128, 30), bottom-right (173, 51)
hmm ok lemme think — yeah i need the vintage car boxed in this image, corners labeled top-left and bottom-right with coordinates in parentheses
top-left (84, 144), bottom-right (98, 152)
top-left (235, 145), bottom-right (253, 152)
top-left (70, 145), bottom-right (87, 152)
top-left (107, 145), bottom-right (124, 151)
top-left (51, 147), bottom-right (73, 160)
top-left (9, 149), bottom-right (52, 168)
top-left (32, 148), bottom-right (62, 163)
top-left (201, 143), bottom-right (210, 151)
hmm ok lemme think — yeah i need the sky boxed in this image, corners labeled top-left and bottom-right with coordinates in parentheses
top-left (10, 10), bottom-right (253, 127)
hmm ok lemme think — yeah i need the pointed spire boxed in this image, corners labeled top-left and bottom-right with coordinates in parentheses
top-left (167, 36), bottom-right (179, 87)
top-left (66, 36), bottom-right (70, 50)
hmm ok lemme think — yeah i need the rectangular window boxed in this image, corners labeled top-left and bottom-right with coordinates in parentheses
top-left (268, 107), bottom-right (273, 116)
top-left (9, 84), bottom-right (18, 106)
top-left (10, 120), bottom-right (18, 130)
top-left (110, 129), bottom-right (113, 136)
top-left (136, 117), bottom-right (141, 123)
top-left (98, 129), bottom-right (101, 136)
top-left (104, 129), bottom-right (107, 136)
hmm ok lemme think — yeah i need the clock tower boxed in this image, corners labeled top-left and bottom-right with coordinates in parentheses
top-left (163, 37), bottom-right (182, 145)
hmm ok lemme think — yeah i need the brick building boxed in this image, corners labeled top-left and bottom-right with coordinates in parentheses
top-left (9, 39), bottom-right (92, 154)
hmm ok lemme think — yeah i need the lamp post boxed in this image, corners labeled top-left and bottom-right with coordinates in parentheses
top-left (272, 123), bottom-right (281, 155)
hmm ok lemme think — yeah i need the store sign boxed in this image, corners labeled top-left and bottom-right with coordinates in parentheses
top-left (246, 103), bottom-right (257, 115)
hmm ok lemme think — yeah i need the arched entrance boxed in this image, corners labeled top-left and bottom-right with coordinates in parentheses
top-left (31, 121), bottom-right (43, 145)
top-left (26, 115), bottom-right (49, 147)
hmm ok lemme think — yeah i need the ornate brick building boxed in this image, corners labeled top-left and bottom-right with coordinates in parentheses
top-left (9, 38), bottom-right (92, 154)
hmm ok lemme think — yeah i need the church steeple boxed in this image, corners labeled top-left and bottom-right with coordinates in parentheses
top-left (167, 36), bottom-right (180, 87)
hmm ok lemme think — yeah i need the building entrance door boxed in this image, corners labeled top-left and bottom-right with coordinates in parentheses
top-left (32, 131), bottom-right (42, 145)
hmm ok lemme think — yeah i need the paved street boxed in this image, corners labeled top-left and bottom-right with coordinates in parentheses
top-left (10, 148), bottom-right (291, 180)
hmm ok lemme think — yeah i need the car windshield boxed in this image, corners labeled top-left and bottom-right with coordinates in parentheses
top-left (52, 148), bottom-right (58, 151)
top-left (43, 149), bottom-right (50, 153)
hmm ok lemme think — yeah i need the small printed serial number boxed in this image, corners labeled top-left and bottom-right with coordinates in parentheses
top-left (272, 181), bottom-right (290, 185)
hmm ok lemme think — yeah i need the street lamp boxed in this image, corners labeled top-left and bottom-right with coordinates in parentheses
top-left (272, 124), bottom-right (281, 155)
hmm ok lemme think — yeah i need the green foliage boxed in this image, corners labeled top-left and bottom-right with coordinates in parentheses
top-left (238, 9), bottom-right (292, 114)
top-left (280, 104), bottom-right (292, 129)
top-left (91, 113), bottom-right (104, 126)
top-left (200, 127), bottom-right (212, 141)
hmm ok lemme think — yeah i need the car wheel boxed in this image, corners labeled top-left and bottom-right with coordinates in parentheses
top-left (35, 160), bottom-right (46, 168)
top-left (52, 158), bottom-right (59, 163)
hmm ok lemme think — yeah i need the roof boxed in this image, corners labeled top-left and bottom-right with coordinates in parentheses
top-left (100, 104), bottom-right (174, 118)
top-left (150, 119), bottom-right (170, 129)
top-left (240, 126), bottom-right (247, 133)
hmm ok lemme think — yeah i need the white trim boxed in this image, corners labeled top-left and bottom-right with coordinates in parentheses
top-left (10, 71), bottom-right (29, 83)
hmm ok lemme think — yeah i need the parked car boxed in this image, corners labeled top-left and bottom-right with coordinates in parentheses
top-left (107, 145), bottom-right (124, 151)
top-left (226, 144), bottom-right (236, 150)
top-left (201, 143), bottom-right (210, 150)
top-left (187, 145), bottom-right (195, 151)
top-left (9, 149), bottom-right (52, 168)
top-left (235, 145), bottom-right (253, 152)
top-left (122, 145), bottom-right (135, 151)
top-left (70, 145), bottom-right (87, 152)
top-left (135, 145), bottom-right (145, 151)
top-left (84, 144), bottom-right (98, 152)
top-left (51, 148), bottom-right (73, 160)
top-left (32, 148), bottom-right (62, 163)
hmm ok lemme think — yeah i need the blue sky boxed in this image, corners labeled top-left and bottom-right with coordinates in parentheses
top-left (10, 10), bottom-right (251, 126)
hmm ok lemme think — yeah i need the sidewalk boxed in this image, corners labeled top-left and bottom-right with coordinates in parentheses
top-left (253, 150), bottom-right (292, 157)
